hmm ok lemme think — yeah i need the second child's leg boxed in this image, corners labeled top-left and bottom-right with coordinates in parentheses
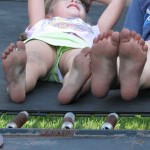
top-left (2, 40), bottom-right (56, 103)
top-left (123, 0), bottom-right (143, 35)
top-left (118, 29), bottom-right (148, 100)
top-left (90, 31), bottom-right (120, 98)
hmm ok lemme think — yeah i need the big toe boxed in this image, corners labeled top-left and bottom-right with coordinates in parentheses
top-left (120, 28), bottom-right (131, 43)
top-left (81, 47), bottom-right (91, 56)
top-left (16, 41), bottom-right (26, 51)
top-left (111, 31), bottom-right (120, 47)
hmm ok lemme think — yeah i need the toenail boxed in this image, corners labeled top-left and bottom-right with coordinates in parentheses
top-left (13, 48), bottom-right (19, 51)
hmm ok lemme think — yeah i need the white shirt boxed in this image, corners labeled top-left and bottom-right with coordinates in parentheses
top-left (25, 17), bottom-right (100, 48)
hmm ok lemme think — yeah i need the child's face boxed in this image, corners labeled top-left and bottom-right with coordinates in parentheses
top-left (49, 0), bottom-right (86, 20)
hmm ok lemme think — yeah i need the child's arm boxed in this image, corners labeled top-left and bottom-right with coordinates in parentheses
top-left (97, 0), bottom-right (127, 33)
top-left (94, 0), bottom-right (112, 5)
top-left (81, 0), bottom-right (112, 12)
top-left (81, 0), bottom-right (112, 6)
top-left (28, 0), bottom-right (45, 28)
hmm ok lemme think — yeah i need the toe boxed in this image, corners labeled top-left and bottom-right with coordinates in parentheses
top-left (16, 41), bottom-right (26, 51)
top-left (143, 45), bottom-right (148, 52)
top-left (135, 33), bottom-right (141, 41)
top-left (120, 28), bottom-right (131, 43)
top-left (1, 52), bottom-right (7, 59)
top-left (111, 32), bottom-right (120, 47)
top-left (81, 47), bottom-right (91, 56)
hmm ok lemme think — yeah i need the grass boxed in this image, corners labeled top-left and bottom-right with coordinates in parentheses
top-left (0, 113), bottom-right (150, 130)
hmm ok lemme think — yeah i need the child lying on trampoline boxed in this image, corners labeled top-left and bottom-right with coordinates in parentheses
top-left (1, 0), bottom-right (126, 104)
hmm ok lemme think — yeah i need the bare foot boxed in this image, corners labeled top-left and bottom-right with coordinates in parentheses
top-left (90, 31), bottom-right (120, 98)
top-left (2, 41), bottom-right (27, 103)
top-left (58, 47), bottom-right (91, 104)
top-left (119, 28), bottom-right (148, 101)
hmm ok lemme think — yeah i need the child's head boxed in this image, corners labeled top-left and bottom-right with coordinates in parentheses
top-left (45, 0), bottom-right (86, 20)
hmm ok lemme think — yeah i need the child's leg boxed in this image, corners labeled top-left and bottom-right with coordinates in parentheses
top-left (2, 40), bottom-right (56, 103)
top-left (58, 47), bottom-right (91, 104)
top-left (118, 28), bottom-right (148, 101)
top-left (123, 0), bottom-right (143, 36)
top-left (90, 31), bottom-right (120, 98)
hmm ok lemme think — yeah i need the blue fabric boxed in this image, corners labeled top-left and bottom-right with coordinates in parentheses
top-left (124, 0), bottom-right (150, 41)
top-left (124, 0), bottom-right (144, 36)
top-left (140, 0), bottom-right (150, 40)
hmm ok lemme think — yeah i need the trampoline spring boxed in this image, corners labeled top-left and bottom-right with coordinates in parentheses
top-left (6, 111), bottom-right (29, 128)
top-left (61, 112), bottom-right (75, 130)
top-left (101, 113), bottom-right (118, 130)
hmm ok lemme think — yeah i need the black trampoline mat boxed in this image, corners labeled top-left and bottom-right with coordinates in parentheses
top-left (1, 1), bottom-right (150, 115)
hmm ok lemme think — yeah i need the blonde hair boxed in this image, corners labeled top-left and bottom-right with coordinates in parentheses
top-left (44, 0), bottom-right (54, 15)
